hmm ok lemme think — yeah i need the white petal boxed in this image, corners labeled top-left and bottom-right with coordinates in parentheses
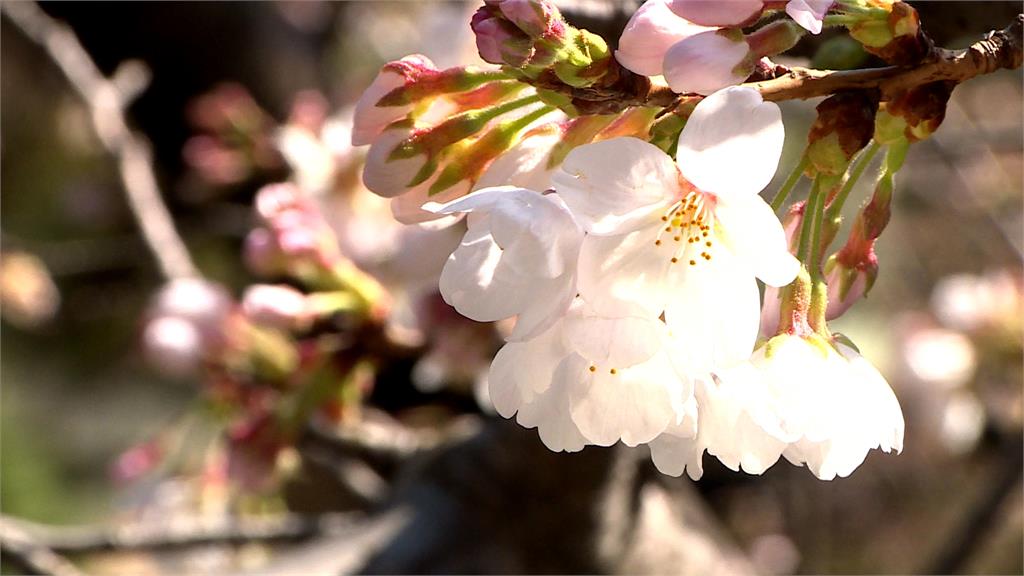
top-left (616, 0), bottom-right (714, 76)
top-left (649, 433), bottom-right (704, 480)
top-left (838, 343), bottom-right (904, 454)
top-left (577, 221), bottom-right (676, 317)
top-left (516, 373), bottom-right (588, 453)
top-left (507, 274), bottom-right (576, 341)
top-left (438, 223), bottom-right (529, 318)
top-left (786, 0), bottom-right (833, 35)
top-left (714, 195), bottom-right (800, 287)
top-left (664, 245), bottom-right (760, 377)
top-left (553, 138), bottom-right (680, 235)
top-left (389, 177), bottom-right (471, 225)
top-left (676, 86), bottom-right (785, 199)
top-left (667, 0), bottom-right (764, 27)
top-left (489, 320), bottom-right (570, 418)
top-left (662, 31), bottom-right (751, 96)
top-left (566, 351), bottom-right (687, 447)
top-left (562, 310), bottom-right (665, 368)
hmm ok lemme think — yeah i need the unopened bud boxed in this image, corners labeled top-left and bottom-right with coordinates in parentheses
top-left (472, 7), bottom-right (533, 66)
top-left (142, 315), bottom-right (205, 378)
top-left (242, 284), bottom-right (311, 332)
top-left (497, 0), bottom-right (564, 38)
top-left (807, 91), bottom-right (878, 176)
top-left (746, 20), bottom-right (804, 60)
top-left (244, 228), bottom-right (286, 277)
top-left (150, 278), bottom-right (233, 342)
top-left (824, 246), bottom-right (878, 320)
top-left (363, 125), bottom-right (434, 197)
top-left (616, 0), bottom-right (714, 77)
top-left (352, 55), bottom-right (439, 146)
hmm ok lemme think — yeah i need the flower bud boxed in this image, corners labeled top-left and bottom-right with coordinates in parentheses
top-left (244, 227), bottom-right (286, 277)
top-left (667, 0), bottom-right (763, 27)
top-left (497, 0), bottom-right (564, 38)
top-left (363, 125), bottom-right (433, 198)
top-left (150, 278), bottom-right (233, 342)
top-left (227, 413), bottom-right (285, 493)
top-left (663, 29), bottom-right (752, 95)
top-left (472, 6), bottom-right (533, 66)
top-left (806, 91), bottom-right (878, 176)
top-left (616, 0), bottom-right (712, 77)
top-left (242, 284), bottom-right (311, 331)
top-left (142, 315), bottom-right (205, 378)
top-left (352, 55), bottom-right (438, 146)
top-left (824, 250), bottom-right (877, 320)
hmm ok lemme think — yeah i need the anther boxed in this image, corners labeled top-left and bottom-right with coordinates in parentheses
top-left (689, 259), bottom-right (696, 265)
top-left (589, 365), bottom-right (596, 372)
top-left (609, 368), bottom-right (617, 375)
top-left (671, 257), bottom-right (678, 263)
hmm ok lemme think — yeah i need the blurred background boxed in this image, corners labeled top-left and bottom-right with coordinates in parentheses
top-left (1, 2), bottom-right (1021, 574)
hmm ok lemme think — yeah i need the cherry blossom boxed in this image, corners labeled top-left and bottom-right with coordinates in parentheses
top-left (433, 186), bottom-right (583, 341)
top-left (553, 86), bottom-right (799, 377)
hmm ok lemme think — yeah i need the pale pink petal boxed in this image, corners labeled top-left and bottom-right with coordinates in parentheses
top-left (562, 311), bottom-right (665, 368)
top-left (553, 137), bottom-right (680, 235)
top-left (489, 320), bottom-right (570, 418)
top-left (616, 0), bottom-right (714, 76)
top-left (662, 30), bottom-right (751, 95)
top-left (667, 0), bottom-right (764, 27)
top-left (676, 86), bottom-right (785, 199)
top-left (352, 55), bottom-right (435, 146)
top-left (786, 0), bottom-right (833, 35)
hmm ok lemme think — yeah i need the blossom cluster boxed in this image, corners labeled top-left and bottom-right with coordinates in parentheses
top-left (352, 59), bottom-right (905, 479)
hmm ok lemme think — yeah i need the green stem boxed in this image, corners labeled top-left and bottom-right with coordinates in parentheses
top-left (796, 176), bottom-right (824, 264)
top-left (771, 154), bottom-right (810, 212)
top-left (479, 93), bottom-right (543, 122)
top-left (825, 140), bottom-right (881, 222)
top-left (807, 181), bottom-right (828, 282)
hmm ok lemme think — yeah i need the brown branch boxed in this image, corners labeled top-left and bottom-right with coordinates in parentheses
top-left (2, 1), bottom-right (198, 280)
top-left (0, 517), bottom-right (87, 576)
top-left (0, 512), bottom-right (358, 554)
top-left (546, 14), bottom-right (1022, 113)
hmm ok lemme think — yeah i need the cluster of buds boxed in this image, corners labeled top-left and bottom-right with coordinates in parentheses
top-left (182, 83), bottom-right (283, 190)
top-left (470, 0), bottom-right (612, 89)
top-left (352, 53), bottom-right (562, 224)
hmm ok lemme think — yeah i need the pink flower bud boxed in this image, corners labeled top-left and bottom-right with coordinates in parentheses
top-left (667, 0), bottom-right (764, 27)
top-left (352, 55), bottom-right (438, 146)
top-left (241, 284), bottom-right (311, 331)
top-left (824, 251), bottom-right (877, 320)
top-left (151, 278), bottom-right (233, 340)
top-left (142, 315), bottom-right (205, 377)
top-left (616, 0), bottom-right (713, 77)
top-left (663, 29), bottom-right (752, 95)
top-left (362, 126), bottom-right (431, 199)
top-left (254, 182), bottom-right (304, 221)
top-left (497, 0), bottom-right (563, 38)
top-left (243, 228), bottom-right (286, 277)
top-left (471, 8), bottom-right (533, 66)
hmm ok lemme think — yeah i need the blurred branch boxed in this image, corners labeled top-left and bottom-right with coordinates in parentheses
top-left (1, 1), bottom-right (198, 280)
top-left (0, 512), bottom-right (358, 554)
top-left (0, 517), bottom-right (86, 576)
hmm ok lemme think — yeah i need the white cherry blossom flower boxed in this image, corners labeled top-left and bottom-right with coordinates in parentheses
top-left (553, 86), bottom-right (799, 377)
top-left (785, 0), bottom-right (834, 35)
top-left (662, 29), bottom-right (752, 95)
top-left (667, 0), bottom-right (764, 27)
top-left (433, 186), bottom-right (583, 341)
top-left (489, 302), bottom-right (694, 449)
